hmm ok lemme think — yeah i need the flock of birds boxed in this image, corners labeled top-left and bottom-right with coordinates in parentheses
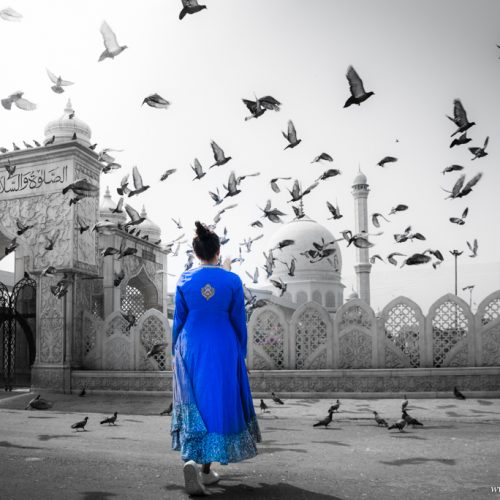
top-left (1, 1), bottom-right (494, 312)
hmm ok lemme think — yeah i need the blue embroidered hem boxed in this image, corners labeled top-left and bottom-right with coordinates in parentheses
top-left (171, 402), bottom-right (261, 465)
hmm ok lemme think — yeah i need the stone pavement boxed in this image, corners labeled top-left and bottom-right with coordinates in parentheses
top-left (0, 391), bottom-right (499, 500)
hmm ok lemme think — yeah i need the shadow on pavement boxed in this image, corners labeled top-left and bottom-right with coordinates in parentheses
top-left (389, 434), bottom-right (427, 440)
top-left (380, 457), bottom-right (456, 466)
top-left (0, 440), bottom-right (42, 450)
top-left (476, 400), bottom-right (494, 406)
top-left (311, 440), bottom-right (350, 447)
top-left (38, 434), bottom-right (77, 441)
top-left (80, 492), bottom-right (118, 500)
top-left (257, 446), bottom-right (308, 455)
top-left (165, 482), bottom-right (343, 499)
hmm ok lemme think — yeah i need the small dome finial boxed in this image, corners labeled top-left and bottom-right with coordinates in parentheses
top-left (65, 99), bottom-right (73, 114)
top-left (141, 205), bottom-right (147, 218)
top-left (104, 186), bottom-right (111, 198)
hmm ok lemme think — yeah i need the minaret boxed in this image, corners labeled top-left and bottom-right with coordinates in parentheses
top-left (351, 169), bottom-right (372, 305)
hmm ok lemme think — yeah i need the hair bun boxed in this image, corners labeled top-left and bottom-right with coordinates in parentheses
top-left (195, 221), bottom-right (211, 240)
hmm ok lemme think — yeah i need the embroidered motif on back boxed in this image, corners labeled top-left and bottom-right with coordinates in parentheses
top-left (201, 283), bottom-right (215, 300)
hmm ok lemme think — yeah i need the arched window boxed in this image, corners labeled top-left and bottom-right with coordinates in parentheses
top-left (121, 268), bottom-right (159, 319)
top-left (296, 291), bottom-right (307, 305)
top-left (312, 290), bottom-right (322, 305)
top-left (325, 291), bottom-right (336, 308)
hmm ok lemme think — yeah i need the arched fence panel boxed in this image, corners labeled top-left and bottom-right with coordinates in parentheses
top-left (476, 291), bottom-right (500, 367)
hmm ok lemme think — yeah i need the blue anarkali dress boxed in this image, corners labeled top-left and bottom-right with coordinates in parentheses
top-left (171, 265), bottom-right (261, 465)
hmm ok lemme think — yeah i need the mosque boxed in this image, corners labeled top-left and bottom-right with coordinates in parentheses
top-left (0, 102), bottom-right (498, 395)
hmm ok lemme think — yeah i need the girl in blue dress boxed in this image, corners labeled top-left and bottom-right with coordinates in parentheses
top-left (171, 221), bottom-right (261, 495)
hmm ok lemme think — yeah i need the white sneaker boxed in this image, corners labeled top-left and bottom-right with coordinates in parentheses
top-left (200, 469), bottom-right (220, 486)
top-left (183, 460), bottom-right (207, 496)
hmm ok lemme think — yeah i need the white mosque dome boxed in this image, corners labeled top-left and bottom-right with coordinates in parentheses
top-left (137, 206), bottom-right (161, 240)
top-left (266, 215), bottom-right (342, 282)
top-left (346, 289), bottom-right (359, 301)
top-left (44, 100), bottom-right (92, 147)
top-left (99, 186), bottom-right (126, 223)
top-left (352, 171), bottom-right (367, 186)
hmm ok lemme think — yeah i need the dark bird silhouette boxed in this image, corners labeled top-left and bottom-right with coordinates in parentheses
top-left (210, 141), bottom-right (231, 168)
top-left (343, 66), bottom-right (374, 107)
top-left (388, 418), bottom-right (407, 432)
top-left (311, 152), bottom-right (333, 163)
top-left (71, 416), bottom-right (89, 431)
top-left (223, 171), bottom-right (241, 198)
top-left (16, 219), bottom-right (34, 236)
top-left (447, 99), bottom-right (475, 137)
top-left (313, 409), bottom-right (334, 428)
top-left (326, 201), bottom-right (343, 220)
top-left (128, 166), bottom-right (150, 197)
top-left (245, 267), bottom-right (259, 284)
top-left (442, 164), bottom-right (464, 175)
top-left (0, 146), bottom-right (8, 153)
top-left (466, 239), bottom-right (478, 258)
top-left (272, 239), bottom-right (295, 251)
top-left (171, 217), bottom-right (182, 230)
top-left (287, 179), bottom-right (318, 203)
top-left (402, 410), bottom-right (423, 427)
top-left (260, 399), bottom-right (269, 413)
top-left (329, 400), bottom-right (341, 413)
top-left (401, 253), bottom-right (431, 267)
top-left (388, 204), bottom-right (408, 215)
top-left (279, 257), bottom-right (296, 277)
top-left (161, 402), bottom-right (173, 416)
top-left (113, 270), bottom-right (125, 287)
top-left (98, 21), bottom-right (128, 61)
top-left (372, 213), bottom-right (390, 228)
top-left (269, 277), bottom-right (287, 297)
top-left (101, 412), bottom-right (118, 425)
top-left (259, 199), bottom-right (287, 223)
top-left (340, 230), bottom-right (376, 249)
top-left (373, 411), bottom-right (388, 427)
top-left (191, 158), bottom-right (205, 180)
top-left (316, 169), bottom-right (341, 181)
top-left (45, 135), bottom-right (55, 145)
top-left (282, 120), bottom-right (301, 149)
top-left (124, 204), bottom-right (146, 228)
top-left (377, 156), bottom-right (398, 167)
top-left (160, 168), bottom-right (177, 181)
top-left (443, 173), bottom-right (483, 199)
top-left (450, 133), bottom-right (471, 148)
top-left (454, 386), bottom-right (466, 400)
top-left (62, 179), bottom-right (99, 197)
top-left (121, 310), bottom-right (136, 332)
top-left (45, 230), bottom-right (60, 251)
top-left (270, 177), bottom-right (292, 193)
top-left (79, 386), bottom-right (86, 397)
top-left (271, 392), bottom-right (285, 404)
top-left (33, 140), bottom-right (41, 147)
top-left (145, 342), bottom-right (167, 358)
top-left (4, 159), bottom-right (16, 178)
top-left (387, 252), bottom-right (406, 266)
top-left (142, 93), bottom-right (170, 109)
top-left (469, 136), bottom-right (489, 160)
top-left (450, 207), bottom-right (468, 225)
top-left (41, 266), bottom-right (57, 277)
top-left (243, 95), bottom-right (281, 120)
top-left (12, 142), bottom-right (20, 151)
top-left (179, 0), bottom-right (207, 20)
top-left (23, 140), bottom-right (33, 148)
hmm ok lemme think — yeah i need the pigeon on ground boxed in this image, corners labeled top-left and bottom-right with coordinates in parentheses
top-left (454, 386), bottom-right (466, 400)
top-left (402, 410), bottom-right (423, 427)
top-left (33, 140), bottom-right (41, 147)
top-left (98, 21), bottom-right (128, 61)
top-left (373, 411), bottom-right (388, 427)
top-left (161, 402), bottom-right (173, 416)
top-left (71, 416), bottom-right (89, 431)
top-left (79, 386), bottom-right (86, 397)
top-left (260, 400), bottom-right (269, 413)
top-left (388, 418), bottom-right (407, 432)
top-left (23, 140), bottom-right (32, 148)
top-left (142, 93), bottom-right (170, 109)
top-left (313, 409), bottom-right (334, 428)
top-left (46, 69), bottom-right (74, 94)
top-left (401, 395), bottom-right (408, 410)
top-left (282, 120), bottom-right (301, 149)
top-left (271, 392), bottom-right (285, 405)
top-left (447, 99), bottom-right (475, 137)
top-left (25, 395), bottom-right (53, 410)
top-left (45, 135), bottom-right (55, 145)
top-left (329, 400), bottom-right (341, 413)
top-left (179, 0), bottom-right (207, 20)
top-left (100, 412), bottom-right (118, 425)
top-left (343, 66), bottom-right (374, 107)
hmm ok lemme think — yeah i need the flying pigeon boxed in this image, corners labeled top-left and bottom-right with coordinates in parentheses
top-left (449, 207), bottom-right (468, 225)
top-left (326, 201), bottom-right (343, 220)
top-left (46, 69), bottom-right (74, 94)
top-left (377, 156), bottom-right (398, 167)
top-left (469, 136), bottom-right (489, 160)
top-left (160, 168), bottom-right (177, 181)
top-left (449, 133), bottom-right (471, 148)
top-left (1, 91), bottom-right (36, 111)
top-left (179, 0), bottom-right (207, 20)
top-left (343, 66), bottom-right (374, 107)
top-left (311, 152), bottom-right (333, 163)
top-left (388, 204), bottom-right (408, 215)
top-left (270, 177), bottom-right (291, 193)
top-left (442, 165), bottom-right (464, 175)
top-left (191, 158), bottom-right (205, 180)
top-left (98, 21), bottom-right (128, 61)
top-left (447, 99), bottom-right (475, 137)
top-left (466, 239), bottom-right (478, 258)
top-left (282, 120), bottom-right (301, 149)
top-left (210, 141), bottom-right (231, 168)
top-left (0, 7), bottom-right (22, 21)
top-left (142, 93), bottom-right (170, 109)
top-left (128, 166), bottom-right (150, 197)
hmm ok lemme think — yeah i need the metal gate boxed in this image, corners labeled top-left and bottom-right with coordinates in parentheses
top-left (0, 276), bottom-right (36, 391)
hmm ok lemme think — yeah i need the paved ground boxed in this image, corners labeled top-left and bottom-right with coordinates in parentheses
top-left (0, 390), bottom-right (499, 500)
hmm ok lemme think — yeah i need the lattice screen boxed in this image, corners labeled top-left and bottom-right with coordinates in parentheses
top-left (83, 316), bottom-right (97, 355)
top-left (431, 300), bottom-right (468, 367)
top-left (252, 310), bottom-right (285, 369)
top-left (106, 315), bottom-right (130, 337)
top-left (339, 305), bottom-right (372, 330)
top-left (140, 315), bottom-right (167, 370)
top-left (482, 298), bottom-right (500, 326)
top-left (295, 307), bottom-right (327, 369)
top-left (121, 285), bottom-right (145, 319)
top-left (384, 303), bottom-right (420, 367)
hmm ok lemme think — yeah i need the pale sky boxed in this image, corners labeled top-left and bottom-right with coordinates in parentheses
top-left (0, 0), bottom-right (499, 312)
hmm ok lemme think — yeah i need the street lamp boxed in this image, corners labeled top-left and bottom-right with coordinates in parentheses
top-left (462, 284), bottom-right (475, 309)
top-left (449, 250), bottom-right (463, 296)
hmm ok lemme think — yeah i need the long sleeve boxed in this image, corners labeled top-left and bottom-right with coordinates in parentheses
top-left (172, 285), bottom-right (188, 355)
top-left (229, 276), bottom-right (248, 359)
